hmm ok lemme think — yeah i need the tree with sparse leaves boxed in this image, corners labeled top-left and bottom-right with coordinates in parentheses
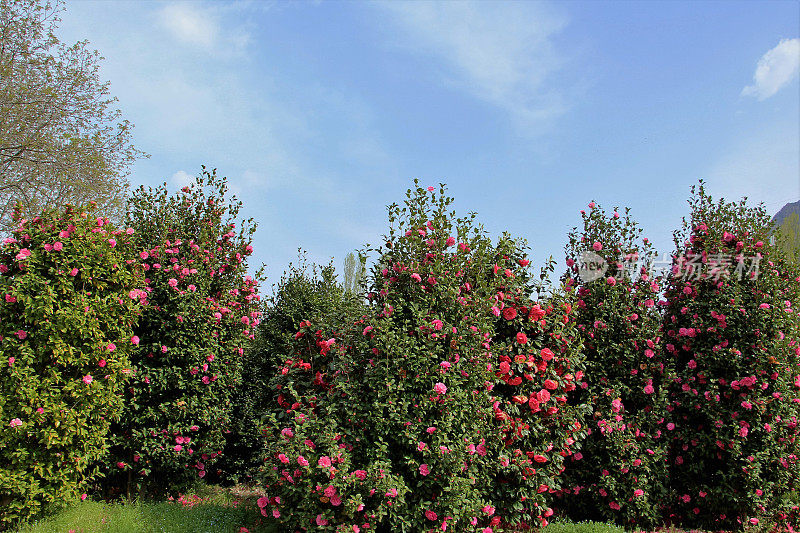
top-left (0, 0), bottom-right (145, 232)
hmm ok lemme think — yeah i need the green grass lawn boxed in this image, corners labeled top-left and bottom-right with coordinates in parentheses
top-left (11, 488), bottom-right (731, 533)
top-left (15, 486), bottom-right (277, 533)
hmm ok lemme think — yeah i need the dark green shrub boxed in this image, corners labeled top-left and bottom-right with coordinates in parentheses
top-left (215, 257), bottom-right (366, 484)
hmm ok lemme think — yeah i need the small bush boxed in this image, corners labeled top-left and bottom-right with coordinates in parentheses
top-left (216, 257), bottom-right (366, 484)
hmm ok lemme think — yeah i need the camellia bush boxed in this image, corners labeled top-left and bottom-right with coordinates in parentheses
top-left (257, 183), bottom-right (586, 532)
top-left (0, 205), bottom-right (143, 526)
top-left (216, 257), bottom-right (366, 484)
top-left (663, 184), bottom-right (800, 529)
top-left (100, 168), bottom-right (263, 498)
top-left (557, 203), bottom-right (670, 527)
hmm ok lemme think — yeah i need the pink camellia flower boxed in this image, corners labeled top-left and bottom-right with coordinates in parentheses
top-left (633, 489), bottom-right (644, 497)
top-left (431, 319), bottom-right (443, 330)
top-left (592, 241), bottom-right (602, 251)
top-left (8, 357), bottom-right (14, 366)
top-left (98, 359), bottom-right (107, 368)
top-left (330, 494), bottom-right (342, 506)
top-left (272, 509), bottom-right (280, 518)
top-left (316, 515), bottom-right (329, 526)
top-left (107, 343), bottom-right (116, 352)
top-left (482, 505), bottom-right (495, 515)
top-left (445, 236), bottom-right (456, 247)
top-left (419, 464), bottom-right (430, 476)
top-left (417, 442), bottom-right (427, 451)
top-left (131, 336), bottom-right (140, 345)
top-left (318, 456), bottom-right (332, 468)
top-left (82, 374), bottom-right (93, 385)
top-left (427, 426), bottom-right (436, 433)
top-left (281, 428), bottom-right (294, 438)
top-left (723, 231), bottom-right (734, 242)
top-left (168, 278), bottom-right (178, 288)
top-left (44, 243), bottom-right (53, 252)
top-left (53, 242), bottom-right (63, 251)
top-left (643, 384), bottom-right (655, 395)
top-left (257, 496), bottom-right (269, 508)
top-left (108, 238), bottom-right (116, 247)
top-left (174, 445), bottom-right (183, 452)
top-left (434, 382), bottom-right (447, 395)
top-left (15, 330), bottom-right (27, 340)
top-left (9, 418), bottom-right (22, 428)
top-left (297, 455), bottom-right (309, 466)
top-left (426, 510), bottom-right (438, 521)
top-left (759, 303), bottom-right (770, 309)
top-left (69, 268), bottom-right (79, 276)
top-left (516, 332), bottom-right (528, 344)
top-left (606, 276), bottom-right (616, 286)
top-left (15, 248), bottom-right (31, 260)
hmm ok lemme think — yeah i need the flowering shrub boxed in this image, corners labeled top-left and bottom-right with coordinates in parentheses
top-left (557, 203), bottom-right (670, 527)
top-left (101, 168), bottom-right (262, 498)
top-left (663, 184), bottom-right (800, 529)
top-left (216, 258), bottom-right (366, 484)
top-left (258, 183), bottom-right (586, 531)
top-left (486, 268), bottom-right (588, 529)
top-left (0, 205), bottom-right (143, 526)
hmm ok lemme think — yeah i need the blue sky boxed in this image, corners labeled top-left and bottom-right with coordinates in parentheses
top-left (57, 1), bottom-right (800, 285)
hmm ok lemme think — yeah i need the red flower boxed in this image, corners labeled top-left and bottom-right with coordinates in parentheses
top-left (516, 332), bottom-right (528, 344)
top-left (502, 307), bottom-right (518, 321)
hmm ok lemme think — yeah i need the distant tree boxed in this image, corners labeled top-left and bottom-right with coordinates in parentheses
top-left (342, 251), bottom-right (365, 293)
top-left (0, 0), bottom-right (145, 232)
top-left (776, 212), bottom-right (800, 264)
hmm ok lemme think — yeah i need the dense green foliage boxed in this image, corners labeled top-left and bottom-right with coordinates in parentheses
top-left (257, 183), bottom-right (587, 531)
top-left (0, 205), bottom-right (143, 526)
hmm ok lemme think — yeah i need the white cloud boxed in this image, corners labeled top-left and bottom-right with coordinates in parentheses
top-left (157, 2), bottom-right (253, 55)
top-left (170, 170), bottom-right (195, 188)
top-left (158, 3), bottom-right (218, 49)
top-left (377, 1), bottom-right (569, 125)
top-left (742, 38), bottom-right (800, 100)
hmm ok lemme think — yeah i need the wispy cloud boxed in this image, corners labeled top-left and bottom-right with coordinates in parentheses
top-left (157, 2), bottom-right (252, 55)
top-left (170, 170), bottom-right (195, 188)
top-left (377, 0), bottom-right (570, 126)
top-left (741, 38), bottom-right (800, 100)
